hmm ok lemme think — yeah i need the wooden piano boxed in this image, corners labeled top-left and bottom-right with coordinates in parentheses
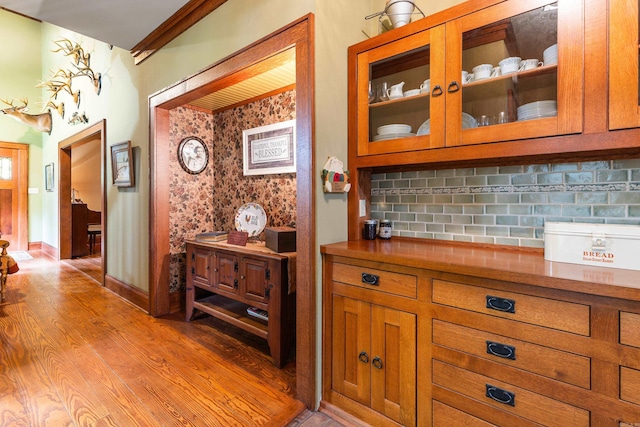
top-left (72, 203), bottom-right (101, 257)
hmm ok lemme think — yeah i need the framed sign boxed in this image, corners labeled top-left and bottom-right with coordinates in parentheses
top-left (111, 141), bottom-right (134, 187)
top-left (242, 119), bottom-right (295, 176)
top-left (45, 163), bottom-right (54, 192)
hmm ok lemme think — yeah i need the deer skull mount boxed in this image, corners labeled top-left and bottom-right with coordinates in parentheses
top-left (1, 98), bottom-right (52, 134)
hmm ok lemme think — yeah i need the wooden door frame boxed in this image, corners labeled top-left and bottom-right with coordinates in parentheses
top-left (0, 141), bottom-right (28, 250)
top-left (58, 120), bottom-right (107, 284)
top-left (149, 15), bottom-right (316, 408)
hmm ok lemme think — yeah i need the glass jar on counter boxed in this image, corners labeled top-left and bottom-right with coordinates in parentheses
top-left (379, 219), bottom-right (392, 239)
top-left (363, 219), bottom-right (378, 240)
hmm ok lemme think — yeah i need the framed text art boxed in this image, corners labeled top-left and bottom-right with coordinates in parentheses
top-left (242, 120), bottom-right (295, 176)
top-left (111, 141), bottom-right (134, 187)
top-left (45, 163), bottom-right (54, 192)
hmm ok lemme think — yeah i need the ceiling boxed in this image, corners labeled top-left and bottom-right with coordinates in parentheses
top-left (0, 0), bottom-right (191, 50)
top-left (0, 0), bottom-right (297, 112)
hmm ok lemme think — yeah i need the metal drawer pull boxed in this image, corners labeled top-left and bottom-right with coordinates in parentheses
top-left (372, 356), bottom-right (383, 369)
top-left (358, 351), bottom-right (369, 363)
top-left (486, 384), bottom-right (515, 406)
top-left (486, 295), bottom-right (516, 313)
top-left (361, 273), bottom-right (379, 286)
top-left (431, 85), bottom-right (443, 97)
top-left (486, 341), bottom-right (516, 360)
top-left (447, 81), bottom-right (460, 93)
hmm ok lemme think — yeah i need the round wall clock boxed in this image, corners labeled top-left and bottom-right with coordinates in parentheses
top-left (178, 136), bottom-right (209, 174)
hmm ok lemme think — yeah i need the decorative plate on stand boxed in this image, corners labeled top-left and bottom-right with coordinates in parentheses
top-left (235, 203), bottom-right (267, 237)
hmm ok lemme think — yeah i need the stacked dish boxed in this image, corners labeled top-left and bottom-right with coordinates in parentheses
top-left (374, 123), bottom-right (414, 141)
top-left (517, 100), bottom-right (557, 121)
top-left (543, 44), bottom-right (558, 66)
top-left (416, 113), bottom-right (478, 135)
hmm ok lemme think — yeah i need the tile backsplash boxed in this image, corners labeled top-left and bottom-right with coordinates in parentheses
top-left (370, 159), bottom-right (640, 248)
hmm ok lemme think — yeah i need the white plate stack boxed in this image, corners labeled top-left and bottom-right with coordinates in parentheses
top-left (543, 44), bottom-right (558, 66)
top-left (374, 123), bottom-right (414, 141)
top-left (517, 100), bottom-right (557, 121)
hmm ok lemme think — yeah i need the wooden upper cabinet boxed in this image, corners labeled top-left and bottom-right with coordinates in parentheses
top-left (355, 27), bottom-right (443, 156)
top-left (349, 0), bottom-right (584, 160)
top-left (609, 0), bottom-right (640, 130)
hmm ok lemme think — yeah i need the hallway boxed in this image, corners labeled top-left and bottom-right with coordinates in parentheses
top-left (0, 251), bottom-right (319, 426)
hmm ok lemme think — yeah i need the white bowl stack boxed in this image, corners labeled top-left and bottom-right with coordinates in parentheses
top-left (374, 123), bottom-right (414, 141)
top-left (543, 44), bottom-right (558, 66)
top-left (517, 100), bottom-right (557, 121)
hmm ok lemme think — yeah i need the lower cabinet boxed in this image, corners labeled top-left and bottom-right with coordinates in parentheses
top-left (186, 241), bottom-right (295, 367)
top-left (323, 256), bottom-right (419, 426)
top-left (321, 241), bottom-right (640, 427)
top-left (331, 295), bottom-right (416, 426)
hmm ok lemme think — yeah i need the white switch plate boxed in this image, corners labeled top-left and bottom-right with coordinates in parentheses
top-left (359, 199), bottom-right (366, 217)
top-left (28, 187), bottom-right (39, 194)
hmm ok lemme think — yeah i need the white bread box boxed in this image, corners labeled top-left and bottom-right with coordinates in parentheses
top-left (544, 221), bottom-right (640, 271)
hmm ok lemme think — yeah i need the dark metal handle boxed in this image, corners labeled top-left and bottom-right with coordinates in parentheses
top-left (486, 295), bottom-right (516, 313)
top-left (358, 351), bottom-right (369, 363)
top-left (486, 384), bottom-right (515, 406)
top-left (486, 341), bottom-right (516, 360)
top-left (447, 81), bottom-right (460, 93)
top-left (431, 85), bottom-right (443, 97)
top-left (372, 356), bottom-right (383, 369)
top-left (361, 273), bottom-right (379, 286)
top-left (233, 279), bottom-right (238, 289)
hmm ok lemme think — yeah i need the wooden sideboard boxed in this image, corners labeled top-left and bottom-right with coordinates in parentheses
top-left (321, 239), bottom-right (640, 426)
top-left (185, 240), bottom-right (296, 368)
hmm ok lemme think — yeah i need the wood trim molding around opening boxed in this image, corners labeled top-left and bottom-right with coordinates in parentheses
top-left (57, 120), bottom-right (107, 286)
top-left (148, 14), bottom-right (316, 408)
top-left (130, 0), bottom-right (228, 65)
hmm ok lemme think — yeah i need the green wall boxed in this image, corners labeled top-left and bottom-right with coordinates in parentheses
top-left (0, 10), bottom-right (44, 242)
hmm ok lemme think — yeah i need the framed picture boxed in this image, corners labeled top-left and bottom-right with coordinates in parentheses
top-left (242, 119), bottom-right (295, 176)
top-left (111, 141), bottom-right (134, 187)
top-left (177, 136), bottom-right (209, 174)
top-left (45, 163), bottom-right (54, 192)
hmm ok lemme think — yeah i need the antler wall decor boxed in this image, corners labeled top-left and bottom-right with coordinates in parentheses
top-left (1, 37), bottom-right (101, 133)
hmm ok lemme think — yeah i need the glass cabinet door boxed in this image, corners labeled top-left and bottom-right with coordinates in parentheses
top-left (445, 0), bottom-right (583, 147)
top-left (355, 27), bottom-right (445, 156)
top-left (609, 0), bottom-right (640, 130)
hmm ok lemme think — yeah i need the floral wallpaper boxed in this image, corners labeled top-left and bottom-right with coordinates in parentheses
top-left (168, 90), bottom-right (297, 293)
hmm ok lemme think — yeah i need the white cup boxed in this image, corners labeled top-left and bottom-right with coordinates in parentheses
top-left (519, 59), bottom-right (544, 71)
top-left (462, 71), bottom-right (471, 84)
top-left (472, 64), bottom-right (493, 80)
top-left (419, 79), bottom-right (430, 93)
top-left (492, 66), bottom-right (501, 78)
top-left (499, 56), bottom-right (521, 74)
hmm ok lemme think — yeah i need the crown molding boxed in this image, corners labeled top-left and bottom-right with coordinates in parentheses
top-left (130, 0), bottom-right (228, 65)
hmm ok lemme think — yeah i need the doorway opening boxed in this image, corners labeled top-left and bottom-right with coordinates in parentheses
top-left (149, 17), bottom-right (315, 407)
top-left (58, 120), bottom-right (107, 285)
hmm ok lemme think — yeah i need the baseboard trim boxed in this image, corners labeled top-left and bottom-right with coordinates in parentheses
top-left (39, 241), bottom-right (59, 259)
top-left (105, 274), bottom-right (149, 312)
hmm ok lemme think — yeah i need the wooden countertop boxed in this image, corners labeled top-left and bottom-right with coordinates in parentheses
top-left (321, 239), bottom-right (640, 302)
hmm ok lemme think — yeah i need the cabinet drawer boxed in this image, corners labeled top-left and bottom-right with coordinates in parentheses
top-left (432, 280), bottom-right (590, 335)
top-left (332, 263), bottom-right (417, 298)
top-left (432, 360), bottom-right (590, 426)
top-left (433, 320), bottom-right (591, 388)
top-left (621, 366), bottom-right (640, 406)
top-left (433, 400), bottom-right (496, 426)
top-left (620, 311), bottom-right (640, 348)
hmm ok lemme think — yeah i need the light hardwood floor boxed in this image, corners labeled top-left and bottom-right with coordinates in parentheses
top-left (0, 251), bottom-right (341, 426)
